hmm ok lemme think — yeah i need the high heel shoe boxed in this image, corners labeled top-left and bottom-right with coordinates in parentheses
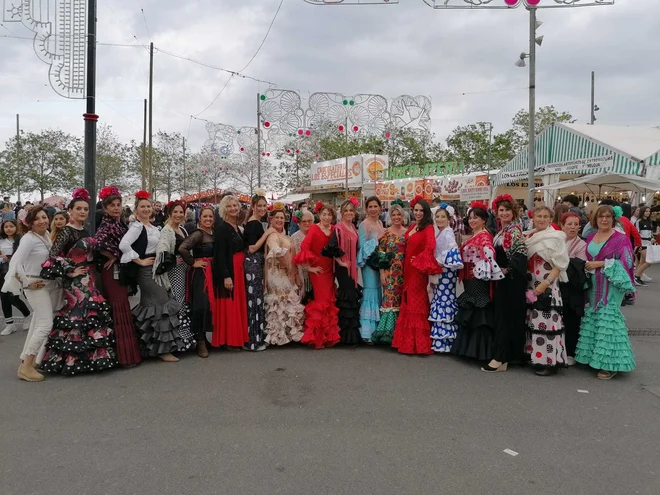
top-left (481, 362), bottom-right (508, 373)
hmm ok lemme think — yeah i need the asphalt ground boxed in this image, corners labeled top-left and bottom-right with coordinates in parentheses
top-left (1, 269), bottom-right (659, 495)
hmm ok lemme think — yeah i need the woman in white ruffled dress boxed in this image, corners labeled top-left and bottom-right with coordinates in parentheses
top-left (264, 205), bottom-right (305, 346)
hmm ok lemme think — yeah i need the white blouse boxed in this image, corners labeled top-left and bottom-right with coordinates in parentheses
top-left (0, 238), bottom-right (14, 257)
top-left (119, 222), bottom-right (161, 264)
top-left (8, 232), bottom-right (52, 288)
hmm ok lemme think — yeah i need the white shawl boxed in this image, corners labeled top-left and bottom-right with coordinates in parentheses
top-left (153, 224), bottom-right (178, 289)
top-left (525, 227), bottom-right (569, 282)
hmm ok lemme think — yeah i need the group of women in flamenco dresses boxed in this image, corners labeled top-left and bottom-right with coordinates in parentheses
top-left (7, 186), bottom-right (636, 383)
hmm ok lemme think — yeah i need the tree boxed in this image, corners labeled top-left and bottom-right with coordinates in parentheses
top-left (96, 124), bottom-right (134, 192)
top-left (153, 131), bottom-right (187, 201)
top-left (19, 130), bottom-right (82, 201)
top-left (225, 149), bottom-right (273, 196)
top-left (0, 132), bottom-right (30, 198)
top-left (511, 105), bottom-right (575, 153)
top-left (445, 123), bottom-right (515, 171)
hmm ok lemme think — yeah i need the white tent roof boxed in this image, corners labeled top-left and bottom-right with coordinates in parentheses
top-left (562, 124), bottom-right (660, 162)
top-left (277, 192), bottom-right (310, 204)
top-left (534, 173), bottom-right (660, 194)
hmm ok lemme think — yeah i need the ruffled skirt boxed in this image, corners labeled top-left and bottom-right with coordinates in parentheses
top-left (133, 266), bottom-right (186, 357)
top-left (372, 309), bottom-right (398, 345)
top-left (451, 279), bottom-right (494, 361)
top-left (335, 264), bottom-right (362, 345)
top-left (429, 268), bottom-right (458, 353)
top-left (264, 273), bottom-right (305, 346)
top-left (169, 261), bottom-right (195, 347)
top-left (359, 266), bottom-right (381, 341)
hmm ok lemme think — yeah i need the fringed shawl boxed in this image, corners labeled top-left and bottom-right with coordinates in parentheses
top-left (335, 221), bottom-right (359, 284)
top-left (586, 230), bottom-right (635, 309)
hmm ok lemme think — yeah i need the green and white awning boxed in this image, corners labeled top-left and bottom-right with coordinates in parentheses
top-left (494, 123), bottom-right (660, 186)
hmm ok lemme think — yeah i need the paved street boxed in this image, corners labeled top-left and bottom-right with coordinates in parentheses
top-left (1, 268), bottom-right (659, 495)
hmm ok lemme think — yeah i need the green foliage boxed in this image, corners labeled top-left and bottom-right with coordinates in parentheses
top-left (511, 105), bottom-right (575, 153)
top-left (445, 123), bottom-right (515, 172)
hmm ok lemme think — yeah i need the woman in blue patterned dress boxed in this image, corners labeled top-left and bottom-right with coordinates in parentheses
top-left (429, 204), bottom-right (463, 353)
top-left (357, 196), bottom-right (385, 343)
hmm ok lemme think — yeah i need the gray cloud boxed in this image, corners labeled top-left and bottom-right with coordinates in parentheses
top-left (1, 0), bottom-right (658, 158)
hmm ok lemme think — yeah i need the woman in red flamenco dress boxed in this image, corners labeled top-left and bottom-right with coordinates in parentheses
top-left (293, 203), bottom-right (341, 349)
top-left (392, 197), bottom-right (442, 355)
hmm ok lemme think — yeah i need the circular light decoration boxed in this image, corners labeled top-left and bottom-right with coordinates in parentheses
top-left (237, 130), bottom-right (241, 135)
top-left (349, 100), bottom-right (354, 106)
top-left (263, 121), bottom-right (271, 128)
top-left (266, 152), bottom-right (270, 157)
top-left (295, 150), bottom-right (300, 154)
top-left (342, 99), bottom-right (348, 105)
top-left (385, 131), bottom-right (391, 139)
top-left (338, 125), bottom-right (345, 132)
top-left (353, 125), bottom-right (359, 132)
top-left (298, 129), bottom-right (304, 135)
top-left (260, 94), bottom-right (266, 101)
top-left (240, 147), bottom-right (245, 152)
top-left (315, 154), bottom-right (319, 158)
top-left (286, 149), bottom-right (291, 154)
top-left (305, 130), bottom-right (311, 136)
top-left (262, 152), bottom-right (266, 156)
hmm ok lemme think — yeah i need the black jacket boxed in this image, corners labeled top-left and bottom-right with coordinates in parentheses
top-left (213, 219), bottom-right (245, 299)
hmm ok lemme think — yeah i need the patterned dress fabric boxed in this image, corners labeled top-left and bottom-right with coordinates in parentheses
top-left (244, 220), bottom-right (266, 350)
top-left (168, 228), bottom-right (195, 347)
top-left (429, 227), bottom-right (463, 353)
top-left (330, 222), bottom-right (362, 345)
top-left (291, 230), bottom-right (312, 303)
top-left (525, 254), bottom-right (567, 369)
top-left (264, 232), bottom-right (304, 345)
top-left (40, 226), bottom-right (117, 375)
top-left (372, 230), bottom-right (405, 344)
top-left (94, 215), bottom-right (141, 366)
top-left (392, 224), bottom-right (441, 355)
top-left (575, 232), bottom-right (636, 372)
top-left (357, 222), bottom-right (383, 342)
top-left (293, 224), bottom-right (340, 349)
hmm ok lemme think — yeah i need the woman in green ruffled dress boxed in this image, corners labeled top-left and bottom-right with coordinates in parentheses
top-left (576, 205), bottom-right (636, 380)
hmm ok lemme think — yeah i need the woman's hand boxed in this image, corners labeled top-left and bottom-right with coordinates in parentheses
top-left (308, 266), bottom-right (323, 275)
top-left (224, 277), bottom-right (233, 290)
top-left (27, 280), bottom-right (45, 290)
top-left (103, 255), bottom-right (117, 271)
top-left (135, 257), bottom-right (155, 267)
top-left (534, 280), bottom-right (550, 296)
top-left (501, 268), bottom-right (509, 276)
top-left (336, 260), bottom-right (348, 268)
top-left (68, 266), bottom-right (89, 278)
top-left (193, 260), bottom-right (208, 269)
top-left (0, 254), bottom-right (8, 262)
top-left (380, 272), bottom-right (387, 287)
top-left (265, 227), bottom-right (277, 237)
top-left (585, 261), bottom-right (604, 271)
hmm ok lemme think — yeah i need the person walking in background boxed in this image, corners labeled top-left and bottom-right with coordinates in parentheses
top-left (0, 220), bottom-right (31, 336)
top-left (357, 196), bottom-right (385, 343)
top-left (94, 186), bottom-right (142, 368)
top-left (634, 206), bottom-right (654, 286)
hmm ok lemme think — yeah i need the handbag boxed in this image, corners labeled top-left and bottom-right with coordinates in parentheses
top-left (645, 245), bottom-right (660, 264)
top-left (532, 289), bottom-right (553, 311)
top-left (155, 252), bottom-right (176, 275)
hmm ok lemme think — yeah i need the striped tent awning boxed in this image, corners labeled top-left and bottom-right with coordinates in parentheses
top-left (494, 123), bottom-right (644, 186)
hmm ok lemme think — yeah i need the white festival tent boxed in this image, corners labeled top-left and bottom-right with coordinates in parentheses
top-left (533, 173), bottom-right (660, 198)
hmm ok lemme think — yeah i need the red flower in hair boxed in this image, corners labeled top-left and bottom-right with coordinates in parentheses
top-left (492, 194), bottom-right (514, 211)
top-left (470, 201), bottom-right (489, 211)
top-left (349, 197), bottom-right (359, 207)
top-left (314, 201), bottom-right (323, 213)
top-left (72, 188), bottom-right (90, 201)
top-left (99, 186), bottom-right (120, 200)
top-left (135, 190), bottom-right (151, 200)
top-left (410, 195), bottom-right (424, 208)
top-left (166, 200), bottom-right (186, 214)
top-left (527, 210), bottom-right (534, 219)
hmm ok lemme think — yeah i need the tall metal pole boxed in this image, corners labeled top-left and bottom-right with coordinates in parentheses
top-left (148, 42), bottom-right (154, 197)
top-left (590, 71), bottom-right (596, 125)
top-left (527, 7), bottom-right (537, 209)
top-left (83, 0), bottom-right (98, 233)
top-left (257, 93), bottom-right (262, 188)
top-left (141, 98), bottom-right (147, 190)
top-left (15, 114), bottom-right (21, 202)
top-left (344, 117), bottom-right (349, 197)
top-left (182, 136), bottom-right (186, 196)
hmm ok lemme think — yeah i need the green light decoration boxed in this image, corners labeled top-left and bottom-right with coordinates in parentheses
top-left (342, 99), bottom-right (348, 105)
top-left (349, 100), bottom-right (354, 105)
top-left (237, 130), bottom-right (241, 134)
top-left (260, 94), bottom-right (266, 101)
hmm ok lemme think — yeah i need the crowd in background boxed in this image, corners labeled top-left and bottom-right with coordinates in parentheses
top-left (0, 185), bottom-right (649, 383)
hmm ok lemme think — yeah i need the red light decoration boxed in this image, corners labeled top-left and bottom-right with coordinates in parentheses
top-left (385, 131), bottom-right (391, 139)
top-left (305, 130), bottom-right (311, 136)
top-left (338, 125), bottom-right (345, 132)
top-left (295, 150), bottom-right (300, 154)
top-left (263, 121), bottom-right (271, 128)
top-left (315, 154), bottom-right (319, 158)
top-left (262, 152), bottom-right (266, 156)
top-left (240, 147), bottom-right (245, 152)
top-left (353, 125), bottom-right (359, 132)
top-left (298, 129), bottom-right (303, 135)
top-left (266, 152), bottom-right (270, 157)
top-left (286, 149), bottom-right (291, 154)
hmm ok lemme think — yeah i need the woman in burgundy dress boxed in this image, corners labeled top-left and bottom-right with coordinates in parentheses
top-left (293, 202), bottom-right (341, 349)
top-left (392, 196), bottom-right (442, 355)
top-left (94, 186), bottom-right (141, 367)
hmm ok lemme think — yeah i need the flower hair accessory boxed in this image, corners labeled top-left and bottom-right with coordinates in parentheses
top-left (612, 205), bottom-right (623, 220)
top-left (135, 190), bottom-right (151, 200)
top-left (272, 201), bottom-right (285, 212)
top-left (391, 199), bottom-right (404, 208)
top-left (254, 188), bottom-right (266, 198)
top-left (99, 186), bottom-right (120, 200)
top-left (166, 199), bottom-right (186, 213)
top-left (293, 210), bottom-right (303, 224)
top-left (72, 188), bottom-right (90, 201)
top-left (470, 200), bottom-right (489, 211)
top-left (349, 197), bottom-right (359, 207)
top-left (410, 195), bottom-right (424, 208)
top-left (439, 202), bottom-right (455, 218)
top-left (492, 194), bottom-right (514, 211)
top-left (314, 201), bottom-right (323, 213)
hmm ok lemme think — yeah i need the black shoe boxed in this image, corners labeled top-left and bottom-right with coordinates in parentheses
top-left (635, 277), bottom-right (647, 287)
top-left (535, 368), bottom-right (558, 376)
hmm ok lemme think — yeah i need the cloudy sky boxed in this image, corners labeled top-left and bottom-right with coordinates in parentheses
top-left (1, 0), bottom-right (659, 154)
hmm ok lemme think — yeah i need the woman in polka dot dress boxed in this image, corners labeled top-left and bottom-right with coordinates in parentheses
top-left (428, 205), bottom-right (463, 353)
top-left (524, 206), bottom-right (570, 376)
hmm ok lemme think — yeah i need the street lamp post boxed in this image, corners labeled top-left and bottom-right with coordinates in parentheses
top-left (527, 6), bottom-right (537, 208)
